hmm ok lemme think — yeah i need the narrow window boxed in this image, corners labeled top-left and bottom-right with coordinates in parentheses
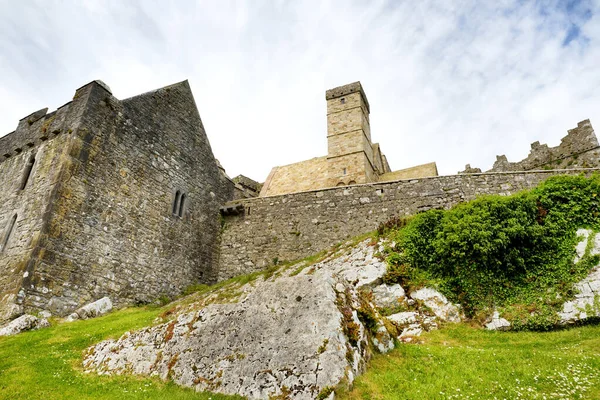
top-left (340, 97), bottom-right (345, 104)
top-left (342, 168), bottom-right (347, 175)
top-left (172, 190), bottom-right (181, 215)
top-left (1, 214), bottom-right (17, 253)
top-left (178, 193), bottom-right (186, 217)
top-left (20, 154), bottom-right (36, 190)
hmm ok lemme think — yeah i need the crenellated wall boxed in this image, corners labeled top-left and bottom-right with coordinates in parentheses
top-left (218, 168), bottom-right (600, 281)
top-left (461, 120), bottom-right (600, 173)
top-left (0, 80), bottom-right (234, 320)
top-left (0, 85), bottom-right (94, 321)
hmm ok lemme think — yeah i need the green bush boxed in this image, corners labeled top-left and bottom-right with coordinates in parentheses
top-left (383, 174), bottom-right (600, 327)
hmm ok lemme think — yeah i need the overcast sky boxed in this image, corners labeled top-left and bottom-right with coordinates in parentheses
top-left (1, 0), bottom-right (599, 181)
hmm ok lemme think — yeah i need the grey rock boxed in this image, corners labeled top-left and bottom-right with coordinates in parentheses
top-left (371, 284), bottom-right (405, 309)
top-left (66, 297), bottom-right (113, 322)
top-left (371, 325), bottom-right (394, 354)
top-left (485, 311), bottom-right (511, 331)
top-left (559, 266), bottom-right (600, 324)
top-left (410, 288), bottom-right (462, 323)
top-left (574, 229), bottom-right (591, 263)
top-left (84, 242), bottom-right (382, 399)
top-left (0, 314), bottom-right (50, 336)
top-left (387, 311), bottom-right (418, 326)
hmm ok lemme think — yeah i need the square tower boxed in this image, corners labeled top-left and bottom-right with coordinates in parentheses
top-left (326, 82), bottom-right (377, 186)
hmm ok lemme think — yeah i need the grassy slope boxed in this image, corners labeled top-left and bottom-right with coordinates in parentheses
top-left (340, 324), bottom-right (600, 400)
top-left (2, 307), bottom-right (599, 400)
top-left (0, 306), bottom-right (242, 400)
top-left (0, 237), bottom-right (361, 400)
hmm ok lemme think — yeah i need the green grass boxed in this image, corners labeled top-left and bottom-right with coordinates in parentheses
top-left (339, 323), bottom-right (600, 400)
top-left (0, 306), bottom-right (242, 400)
top-left (0, 234), bottom-right (378, 400)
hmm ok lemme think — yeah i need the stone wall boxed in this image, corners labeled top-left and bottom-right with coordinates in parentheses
top-left (0, 90), bottom-right (93, 321)
top-left (380, 162), bottom-right (438, 181)
top-left (218, 169), bottom-right (600, 280)
top-left (461, 120), bottom-right (600, 173)
top-left (260, 157), bottom-right (329, 196)
top-left (1, 80), bottom-right (234, 319)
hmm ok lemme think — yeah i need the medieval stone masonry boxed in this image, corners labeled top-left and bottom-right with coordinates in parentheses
top-left (259, 82), bottom-right (438, 197)
top-left (0, 80), bottom-right (233, 321)
top-left (1, 79), bottom-right (599, 321)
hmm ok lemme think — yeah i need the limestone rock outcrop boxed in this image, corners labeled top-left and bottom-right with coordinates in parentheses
top-left (410, 288), bottom-right (462, 323)
top-left (559, 229), bottom-right (600, 324)
top-left (559, 265), bottom-right (600, 323)
top-left (83, 240), bottom-right (462, 399)
top-left (0, 314), bottom-right (49, 336)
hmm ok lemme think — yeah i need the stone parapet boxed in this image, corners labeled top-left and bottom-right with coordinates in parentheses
top-left (325, 81), bottom-right (370, 113)
top-left (218, 169), bottom-right (600, 280)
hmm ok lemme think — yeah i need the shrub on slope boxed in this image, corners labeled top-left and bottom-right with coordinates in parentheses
top-left (383, 174), bottom-right (600, 329)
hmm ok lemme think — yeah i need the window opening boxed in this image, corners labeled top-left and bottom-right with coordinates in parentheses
top-left (172, 190), bottom-right (181, 215)
top-left (342, 168), bottom-right (347, 175)
top-left (178, 193), bottom-right (186, 217)
top-left (340, 97), bottom-right (346, 104)
top-left (1, 214), bottom-right (17, 253)
top-left (20, 154), bottom-right (36, 190)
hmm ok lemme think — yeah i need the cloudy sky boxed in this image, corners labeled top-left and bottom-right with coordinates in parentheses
top-left (1, 0), bottom-right (599, 180)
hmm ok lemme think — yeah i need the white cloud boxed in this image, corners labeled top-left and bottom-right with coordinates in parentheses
top-left (1, 0), bottom-right (599, 179)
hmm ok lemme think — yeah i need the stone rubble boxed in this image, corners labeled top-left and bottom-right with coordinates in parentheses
top-left (66, 297), bottom-right (113, 322)
top-left (83, 240), bottom-right (463, 399)
top-left (0, 314), bottom-right (49, 337)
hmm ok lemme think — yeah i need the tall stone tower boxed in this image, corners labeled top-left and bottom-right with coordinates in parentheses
top-left (326, 82), bottom-right (379, 186)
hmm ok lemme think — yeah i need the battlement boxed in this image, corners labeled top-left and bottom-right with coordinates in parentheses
top-left (0, 80), bottom-right (113, 164)
top-left (325, 81), bottom-right (370, 113)
top-left (0, 105), bottom-right (68, 162)
top-left (460, 119), bottom-right (600, 173)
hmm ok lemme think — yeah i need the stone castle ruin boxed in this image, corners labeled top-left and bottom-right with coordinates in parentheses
top-left (260, 82), bottom-right (438, 197)
top-left (1, 79), bottom-right (599, 321)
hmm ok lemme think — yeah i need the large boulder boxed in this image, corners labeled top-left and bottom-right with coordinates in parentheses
top-left (0, 314), bottom-right (50, 336)
top-left (66, 297), bottom-right (113, 322)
